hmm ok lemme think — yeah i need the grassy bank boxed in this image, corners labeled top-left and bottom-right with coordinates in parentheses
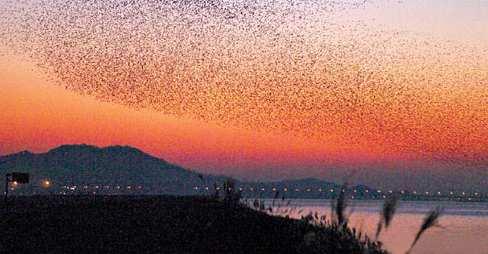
top-left (0, 195), bottom-right (387, 254)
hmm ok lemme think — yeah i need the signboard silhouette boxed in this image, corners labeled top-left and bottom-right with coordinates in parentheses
top-left (10, 172), bottom-right (30, 184)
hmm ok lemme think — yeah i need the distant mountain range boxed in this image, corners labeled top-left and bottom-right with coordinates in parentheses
top-left (0, 144), bottom-right (379, 198)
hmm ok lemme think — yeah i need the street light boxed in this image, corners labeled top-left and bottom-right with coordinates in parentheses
top-left (41, 179), bottom-right (51, 189)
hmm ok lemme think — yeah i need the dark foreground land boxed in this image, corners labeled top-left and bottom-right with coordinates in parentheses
top-left (0, 196), bottom-right (386, 254)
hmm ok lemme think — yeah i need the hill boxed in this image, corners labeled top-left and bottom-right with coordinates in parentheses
top-left (0, 144), bottom-right (209, 194)
top-left (0, 144), bottom-right (377, 198)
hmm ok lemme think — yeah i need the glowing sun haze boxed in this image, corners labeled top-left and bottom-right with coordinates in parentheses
top-left (1, 0), bottom-right (487, 191)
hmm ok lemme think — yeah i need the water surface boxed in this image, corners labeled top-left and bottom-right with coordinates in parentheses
top-left (272, 200), bottom-right (488, 254)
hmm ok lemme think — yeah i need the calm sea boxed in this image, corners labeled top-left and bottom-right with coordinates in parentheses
top-left (268, 199), bottom-right (488, 254)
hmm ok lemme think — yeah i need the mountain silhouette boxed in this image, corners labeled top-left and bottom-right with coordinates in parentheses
top-left (0, 144), bottom-right (211, 194)
top-left (0, 144), bottom-right (377, 197)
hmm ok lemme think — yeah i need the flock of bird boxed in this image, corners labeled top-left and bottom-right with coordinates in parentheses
top-left (1, 0), bottom-right (487, 166)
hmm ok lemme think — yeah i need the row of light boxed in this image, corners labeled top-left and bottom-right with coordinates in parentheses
top-left (62, 185), bottom-right (144, 190)
top-left (10, 182), bottom-right (486, 198)
top-left (193, 186), bottom-right (485, 197)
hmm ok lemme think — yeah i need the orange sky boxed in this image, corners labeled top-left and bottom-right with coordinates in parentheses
top-left (0, 54), bottom-right (360, 175)
top-left (1, 52), bottom-right (487, 179)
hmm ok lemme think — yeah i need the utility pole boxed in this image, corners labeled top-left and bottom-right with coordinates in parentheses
top-left (4, 173), bottom-right (11, 204)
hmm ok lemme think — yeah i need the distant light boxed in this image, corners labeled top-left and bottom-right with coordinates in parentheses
top-left (42, 180), bottom-right (51, 188)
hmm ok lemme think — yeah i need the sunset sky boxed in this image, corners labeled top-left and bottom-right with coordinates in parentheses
top-left (1, 0), bottom-right (488, 191)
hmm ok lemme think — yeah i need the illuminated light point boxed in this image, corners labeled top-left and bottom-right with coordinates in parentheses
top-left (42, 180), bottom-right (51, 188)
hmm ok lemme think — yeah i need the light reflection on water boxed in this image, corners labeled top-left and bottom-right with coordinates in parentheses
top-left (264, 200), bottom-right (488, 254)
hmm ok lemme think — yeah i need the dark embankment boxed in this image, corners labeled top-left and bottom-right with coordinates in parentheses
top-left (0, 196), bottom-right (387, 254)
